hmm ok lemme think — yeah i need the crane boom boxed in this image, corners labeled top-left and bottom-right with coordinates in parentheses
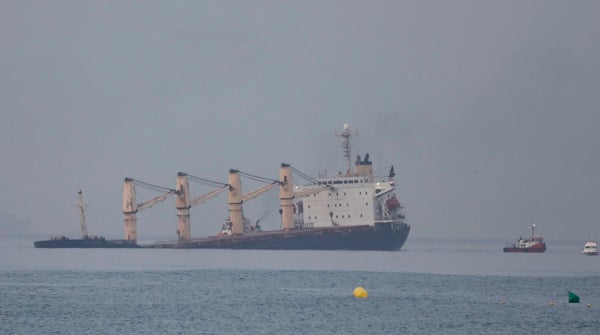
top-left (123, 177), bottom-right (177, 242)
top-left (137, 190), bottom-right (177, 211)
top-left (242, 181), bottom-right (280, 202)
top-left (189, 185), bottom-right (229, 207)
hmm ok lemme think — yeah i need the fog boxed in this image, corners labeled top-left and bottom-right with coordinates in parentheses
top-left (2, 1), bottom-right (599, 243)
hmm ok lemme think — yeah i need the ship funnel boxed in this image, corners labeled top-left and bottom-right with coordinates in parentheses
top-left (355, 152), bottom-right (373, 180)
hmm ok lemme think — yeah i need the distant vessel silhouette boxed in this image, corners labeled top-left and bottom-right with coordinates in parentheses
top-left (581, 240), bottom-right (598, 256)
top-left (503, 224), bottom-right (546, 253)
top-left (33, 191), bottom-right (138, 248)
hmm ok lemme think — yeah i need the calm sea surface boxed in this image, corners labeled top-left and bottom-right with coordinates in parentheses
top-left (1, 238), bottom-right (599, 334)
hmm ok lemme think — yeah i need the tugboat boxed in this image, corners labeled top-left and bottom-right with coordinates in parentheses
top-left (503, 224), bottom-right (546, 253)
top-left (581, 240), bottom-right (598, 256)
top-left (34, 191), bottom-right (139, 248)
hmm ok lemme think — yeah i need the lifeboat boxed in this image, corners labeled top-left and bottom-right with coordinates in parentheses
top-left (385, 196), bottom-right (401, 210)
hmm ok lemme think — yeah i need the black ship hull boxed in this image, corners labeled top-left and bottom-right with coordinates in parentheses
top-left (34, 238), bottom-right (139, 248)
top-left (149, 222), bottom-right (410, 251)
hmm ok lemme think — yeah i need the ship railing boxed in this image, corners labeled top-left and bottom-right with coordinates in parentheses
top-left (375, 213), bottom-right (405, 221)
top-left (295, 221), bottom-right (313, 229)
top-left (374, 218), bottom-right (405, 224)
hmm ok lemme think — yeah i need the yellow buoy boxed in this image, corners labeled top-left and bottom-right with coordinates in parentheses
top-left (353, 287), bottom-right (368, 298)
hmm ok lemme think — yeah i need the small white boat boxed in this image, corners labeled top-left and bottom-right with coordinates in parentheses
top-left (581, 241), bottom-right (598, 256)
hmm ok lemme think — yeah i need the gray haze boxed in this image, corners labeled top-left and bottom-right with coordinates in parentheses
top-left (1, 1), bottom-right (599, 243)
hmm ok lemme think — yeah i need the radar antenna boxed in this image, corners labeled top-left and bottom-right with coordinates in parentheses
top-left (335, 123), bottom-right (359, 176)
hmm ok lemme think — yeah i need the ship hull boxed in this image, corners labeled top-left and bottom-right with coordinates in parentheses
top-left (503, 244), bottom-right (546, 253)
top-left (149, 222), bottom-right (410, 251)
top-left (34, 239), bottom-right (140, 248)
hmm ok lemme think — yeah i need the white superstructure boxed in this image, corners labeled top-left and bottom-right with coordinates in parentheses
top-left (293, 124), bottom-right (404, 229)
top-left (582, 241), bottom-right (598, 256)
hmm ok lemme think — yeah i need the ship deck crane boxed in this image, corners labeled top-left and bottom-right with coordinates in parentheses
top-left (122, 177), bottom-right (178, 242)
top-left (175, 172), bottom-right (230, 241)
top-left (226, 170), bottom-right (282, 234)
top-left (222, 180), bottom-right (280, 233)
top-left (277, 164), bottom-right (335, 230)
top-left (76, 190), bottom-right (89, 239)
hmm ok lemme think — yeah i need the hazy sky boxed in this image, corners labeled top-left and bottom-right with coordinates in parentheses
top-left (2, 1), bottom-right (599, 243)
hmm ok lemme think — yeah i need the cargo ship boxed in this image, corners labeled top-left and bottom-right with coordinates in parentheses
top-left (36, 123), bottom-right (410, 251)
top-left (134, 123), bottom-right (410, 250)
top-left (33, 191), bottom-right (139, 248)
top-left (503, 224), bottom-right (546, 253)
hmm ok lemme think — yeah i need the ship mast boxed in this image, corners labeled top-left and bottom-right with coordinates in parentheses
top-left (76, 190), bottom-right (89, 239)
top-left (335, 123), bottom-right (359, 176)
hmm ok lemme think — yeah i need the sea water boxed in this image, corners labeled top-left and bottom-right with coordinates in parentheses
top-left (1, 239), bottom-right (599, 334)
